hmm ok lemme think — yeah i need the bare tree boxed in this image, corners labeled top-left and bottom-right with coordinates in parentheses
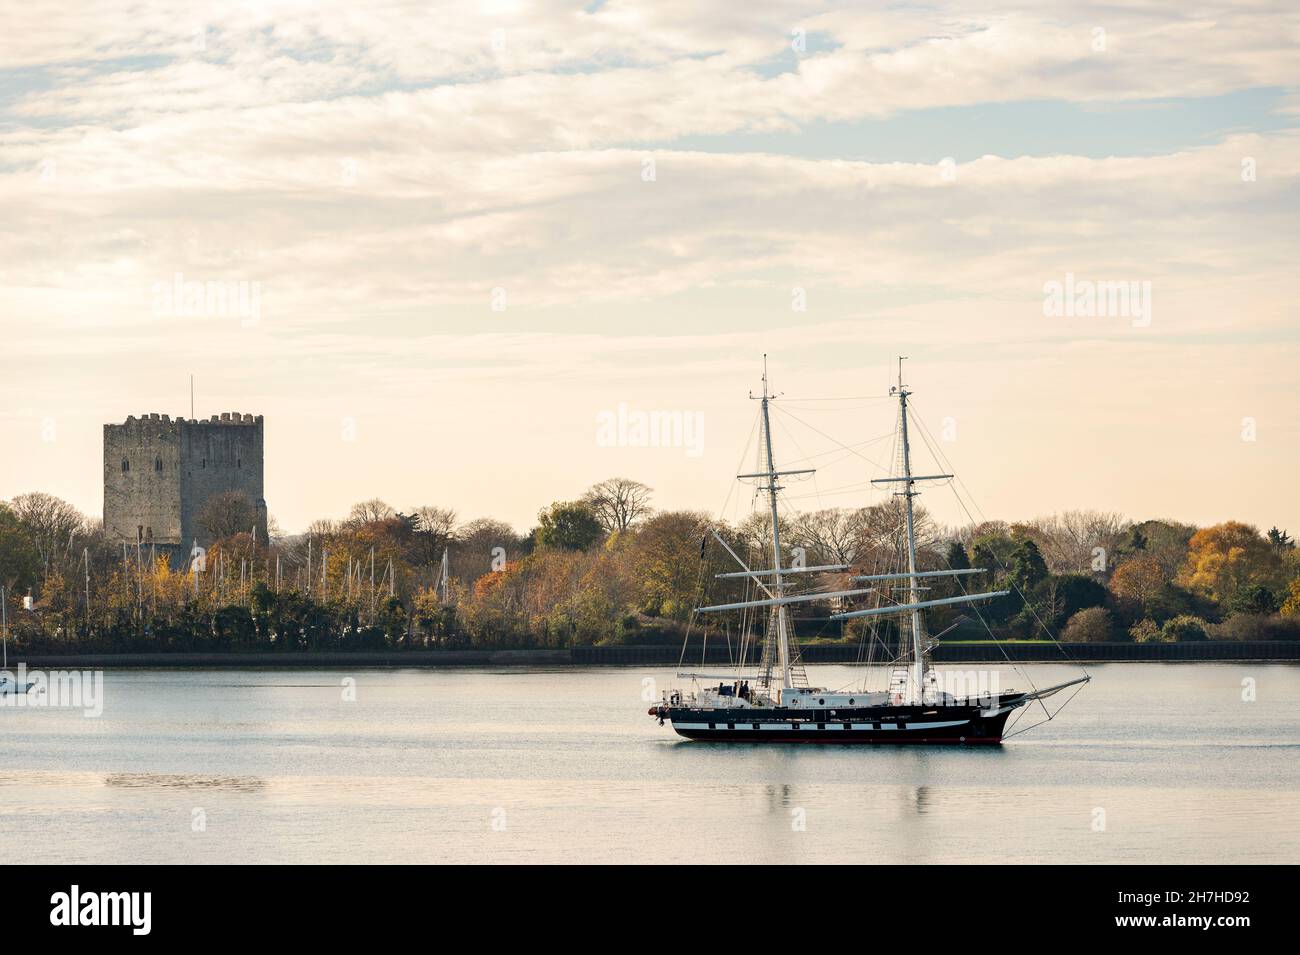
top-left (406, 506), bottom-right (458, 566)
top-left (413, 506), bottom-right (457, 539)
top-left (582, 478), bottom-right (653, 533)
top-left (348, 498), bottom-right (396, 526)
top-left (453, 518), bottom-right (526, 584)
top-left (787, 508), bottom-right (870, 566)
top-left (197, 491), bottom-right (258, 541)
top-left (8, 491), bottom-right (89, 572)
top-left (1033, 510), bottom-right (1131, 573)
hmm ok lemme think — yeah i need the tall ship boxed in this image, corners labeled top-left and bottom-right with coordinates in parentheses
top-left (649, 359), bottom-right (1088, 743)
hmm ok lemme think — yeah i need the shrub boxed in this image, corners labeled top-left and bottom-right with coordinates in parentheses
top-left (1061, 606), bottom-right (1114, 643)
top-left (1208, 614), bottom-right (1300, 642)
top-left (1129, 618), bottom-right (1169, 643)
top-left (1161, 614), bottom-right (1208, 642)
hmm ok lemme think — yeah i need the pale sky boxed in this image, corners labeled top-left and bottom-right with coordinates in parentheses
top-left (2, 1), bottom-right (1298, 536)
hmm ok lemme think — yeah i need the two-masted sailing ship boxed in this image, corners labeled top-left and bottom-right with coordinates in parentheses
top-left (649, 360), bottom-right (1087, 744)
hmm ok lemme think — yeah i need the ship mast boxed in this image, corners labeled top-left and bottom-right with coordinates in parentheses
top-left (756, 359), bottom-right (793, 689)
top-left (894, 358), bottom-right (926, 704)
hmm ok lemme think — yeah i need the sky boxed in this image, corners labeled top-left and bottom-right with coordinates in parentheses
top-left (1, 0), bottom-right (1298, 536)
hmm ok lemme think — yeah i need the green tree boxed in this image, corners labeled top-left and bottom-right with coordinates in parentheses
top-left (1050, 573), bottom-right (1109, 621)
top-left (1230, 584), bottom-right (1279, 615)
top-left (0, 503), bottom-right (42, 592)
top-left (945, 541), bottom-right (971, 571)
top-left (534, 501), bottom-right (603, 551)
top-left (1008, 538), bottom-right (1048, 592)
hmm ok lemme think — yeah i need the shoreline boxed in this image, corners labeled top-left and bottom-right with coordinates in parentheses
top-left (7, 640), bottom-right (1299, 668)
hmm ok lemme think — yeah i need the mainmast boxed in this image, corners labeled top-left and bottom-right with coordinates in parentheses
top-left (757, 360), bottom-right (793, 690)
top-left (832, 360), bottom-right (1009, 696)
top-left (893, 359), bottom-right (926, 704)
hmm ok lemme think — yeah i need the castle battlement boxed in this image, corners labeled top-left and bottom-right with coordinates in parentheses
top-left (115, 412), bottom-right (264, 428)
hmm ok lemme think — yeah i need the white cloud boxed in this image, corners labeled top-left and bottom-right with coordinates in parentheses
top-left (1, 0), bottom-right (1298, 532)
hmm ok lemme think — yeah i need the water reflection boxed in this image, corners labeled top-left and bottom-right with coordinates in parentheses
top-left (103, 773), bottom-right (266, 793)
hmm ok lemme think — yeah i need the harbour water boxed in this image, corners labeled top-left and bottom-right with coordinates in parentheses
top-left (2, 663), bottom-right (1297, 864)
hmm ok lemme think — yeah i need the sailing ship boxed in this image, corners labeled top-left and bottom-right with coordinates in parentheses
top-left (0, 586), bottom-right (35, 697)
top-left (649, 359), bottom-right (1087, 744)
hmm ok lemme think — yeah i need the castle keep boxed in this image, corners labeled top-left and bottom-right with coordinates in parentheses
top-left (103, 412), bottom-right (267, 550)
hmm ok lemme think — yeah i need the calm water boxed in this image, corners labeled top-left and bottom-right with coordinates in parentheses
top-left (1, 663), bottom-right (1297, 864)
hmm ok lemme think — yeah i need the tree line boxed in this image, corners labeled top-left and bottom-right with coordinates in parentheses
top-left (1, 477), bottom-right (1298, 653)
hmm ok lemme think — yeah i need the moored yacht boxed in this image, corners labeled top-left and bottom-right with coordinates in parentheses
top-left (1, 586), bottom-right (35, 697)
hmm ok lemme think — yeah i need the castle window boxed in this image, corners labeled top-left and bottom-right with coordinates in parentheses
top-left (154, 457), bottom-right (163, 472)
top-left (137, 525), bottom-right (143, 542)
top-left (237, 458), bottom-right (242, 468)
top-left (201, 458), bottom-right (206, 469)
top-left (121, 458), bottom-right (129, 473)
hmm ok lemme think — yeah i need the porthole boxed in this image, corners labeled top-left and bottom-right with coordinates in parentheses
top-left (818, 698), bottom-right (825, 705)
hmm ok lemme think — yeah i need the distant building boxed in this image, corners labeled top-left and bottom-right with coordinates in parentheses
top-left (103, 412), bottom-right (267, 552)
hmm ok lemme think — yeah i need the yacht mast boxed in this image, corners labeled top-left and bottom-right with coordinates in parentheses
top-left (757, 360), bottom-right (793, 690)
top-left (894, 358), bottom-right (926, 704)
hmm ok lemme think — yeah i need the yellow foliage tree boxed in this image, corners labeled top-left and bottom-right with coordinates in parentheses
top-left (1281, 578), bottom-right (1300, 617)
top-left (1178, 521), bottom-right (1280, 604)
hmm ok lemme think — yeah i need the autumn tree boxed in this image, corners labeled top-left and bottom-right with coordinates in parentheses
top-left (632, 510), bottom-right (727, 620)
top-left (1110, 555), bottom-right (1167, 616)
top-left (1280, 579), bottom-right (1300, 617)
top-left (1118, 519), bottom-right (1196, 578)
top-left (1178, 521), bottom-right (1281, 605)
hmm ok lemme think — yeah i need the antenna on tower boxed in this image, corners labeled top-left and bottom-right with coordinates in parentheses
top-left (190, 374), bottom-right (195, 419)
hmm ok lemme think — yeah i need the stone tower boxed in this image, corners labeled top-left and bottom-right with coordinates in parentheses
top-left (103, 412), bottom-right (267, 551)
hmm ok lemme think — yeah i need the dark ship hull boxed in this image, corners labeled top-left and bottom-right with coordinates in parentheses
top-left (654, 695), bottom-right (1023, 744)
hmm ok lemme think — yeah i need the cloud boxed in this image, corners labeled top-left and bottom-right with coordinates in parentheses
top-left (1, 0), bottom-right (1298, 531)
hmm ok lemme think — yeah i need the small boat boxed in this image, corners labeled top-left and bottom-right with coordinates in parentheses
top-left (650, 359), bottom-right (1088, 744)
top-left (1, 586), bottom-right (35, 696)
